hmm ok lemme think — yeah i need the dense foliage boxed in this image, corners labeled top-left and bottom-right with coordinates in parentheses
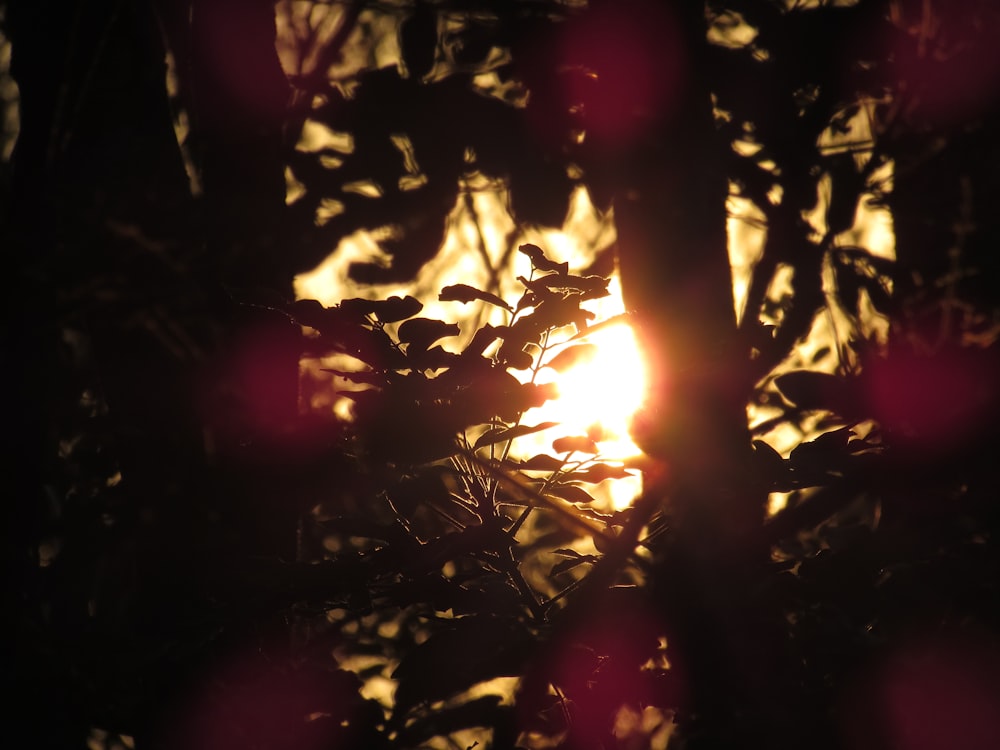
top-left (4, 1), bottom-right (1000, 749)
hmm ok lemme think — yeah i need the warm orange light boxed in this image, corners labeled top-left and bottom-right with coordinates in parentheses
top-left (537, 322), bottom-right (648, 458)
top-left (533, 319), bottom-right (648, 511)
top-left (295, 181), bottom-right (649, 507)
top-left (516, 269), bottom-right (650, 510)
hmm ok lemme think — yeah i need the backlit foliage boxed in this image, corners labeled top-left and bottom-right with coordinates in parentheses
top-left (280, 243), bottom-right (661, 748)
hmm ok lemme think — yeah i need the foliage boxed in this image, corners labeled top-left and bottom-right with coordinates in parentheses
top-left (278, 243), bottom-right (658, 748)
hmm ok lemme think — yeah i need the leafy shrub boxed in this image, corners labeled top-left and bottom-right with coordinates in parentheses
top-left (280, 243), bottom-right (666, 748)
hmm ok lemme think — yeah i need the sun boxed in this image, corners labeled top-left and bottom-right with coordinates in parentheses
top-left (538, 322), bottom-right (649, 458)
top-left (519, 300), bottom-right (650, 510)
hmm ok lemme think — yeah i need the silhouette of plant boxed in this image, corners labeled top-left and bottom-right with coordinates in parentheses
top-left (276, 242), bottom-right (662, 747)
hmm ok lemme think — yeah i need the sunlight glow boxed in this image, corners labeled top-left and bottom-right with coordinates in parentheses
top-left (537, 322), bottom-right (648, 458)
top-left (517, 271), bottom-right (649, 510)
top-left (294, 179), bottom-right (647, 509)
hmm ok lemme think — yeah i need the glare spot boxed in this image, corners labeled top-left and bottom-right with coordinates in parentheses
top-left (539, 323), bottom-right (648, 449)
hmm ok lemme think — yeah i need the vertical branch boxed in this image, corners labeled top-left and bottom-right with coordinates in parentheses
top-left (599, 0), bottom-right (754, 527)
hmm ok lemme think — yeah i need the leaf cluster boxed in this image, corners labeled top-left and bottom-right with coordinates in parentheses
top-left (282, 244), bottom-right (654, 747)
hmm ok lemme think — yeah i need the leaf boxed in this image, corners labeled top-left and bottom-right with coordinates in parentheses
top-left (789, 426), bottom-right (855, 461)
top-left (529, 273), bottom-right (609, 294)
top-left (533, 295), bottom-right (596, 332)
top-left (517, 275), bottom-right (555, 295)
top-left (579, 285), bottom-right (612, 301)
top-left (409, 344), bottom-right (460, 371)
top-left (465, 324), bottom-right (504, 356)
top-left (340, 295), bottom-right (423, 323)
top-left (286, 298), bottom-right (344, 334)
top-left (774, 369), bottom-right (865, 421)
top-left (544, 343), bottom-right (597, 373)
top-left (568, 313), bottom-right (635, 341)
top-left (547, 483), bottom-right (599, 505)
top-left (473, 422), bottom-right (559, 450)
top-left (439, 284), bottom-right (513, 312)
top-left (492, 382), bottom-right (558, 421)
top-left (515, 291), bottom-right (538, 313)
top-left (502, 317), bottom-right (544, 352)
top-left (566, 463), bottom-right (634, 483)
top-left (551, 553), bottom-right (597, 576)
top-left (518, 454), bottom-right (566, 472)
top-left (329, 325), bottom-right (406, 369)
top-left (751, 438), bottom-right (786, 471)
top-left (786, 427), bottom-right (858, 481)
top-left (397, 696), bottom-right (509, 747)
top-left (553, 435), bottom-right (599, 455)
top-left (321, 368), bottom-right (383, 385)
top-left (774, 370), bottom-right (841, 411)
top-left (398, 318), bottom-right (461, 352)
top-left (498, 341), bottom-right (534, 370)
top-left (391, 616), bottom-right (532, 712)
top-left (518, 243), bottom-right (569, 274)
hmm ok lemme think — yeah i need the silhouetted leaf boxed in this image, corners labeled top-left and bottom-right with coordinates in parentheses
top-left (473, 422), bottom-right (559, 450)
top-left (286, 298), bottom-right (346, 334)
top-left (547, 483), bottom-right (599, 505)
top-left (529, 273), bottom-right (609, 294)
top-left (340, 295), bottom-right (423, 323)
top-left (568, 313), bottom-right (635, 341)
top-left (439, 284), bottom-right (513, 312)
top-left (496, 382), bottom-right (559, 421)
top-left (553, 435), bottom-right (598, 454)
top-left (397, 695), bottom-right (510, 747)
top-left (544, 343), bottom-right (597, 372)
top-left (391, 616), bottom-right (532, 712)
top-left (751, 439), bottom-right (787, 485)
top-left (551, 552), bottom-right (598, 576)
top-left (397, 318), bottom-right (460, 352)
top-left (518, 454), bottom-right (566, 471)
top-left (464, 324), bottom-right (505, 357)
top-left (790, 427), bottom-right (855, 461)
top-left (534, 295), bottom-right (596, 332)
top-left (564, 463), bottom-right (634, 483)
top-left (518, 243), bottom-right (569, 274)
top-left (774, 370), bottom-right (841, 411)
top-left (498, 341), bottom-right (535, 370)
top-left (515, 291), bottom-right (538, 313)
top-left (786, 427), bottom-right (859, 482)
top-left (321, 367), bottom-right (382, 385)
top-left (409, 344), bottom-right (460, 371)
top-left (752, 438), bottom-right (785, 465)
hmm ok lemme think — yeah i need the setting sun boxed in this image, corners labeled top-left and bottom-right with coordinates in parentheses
top-left (537, 321), bottom-right (648, 458)
top-left (510, 268), bottom-right (650, 511)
